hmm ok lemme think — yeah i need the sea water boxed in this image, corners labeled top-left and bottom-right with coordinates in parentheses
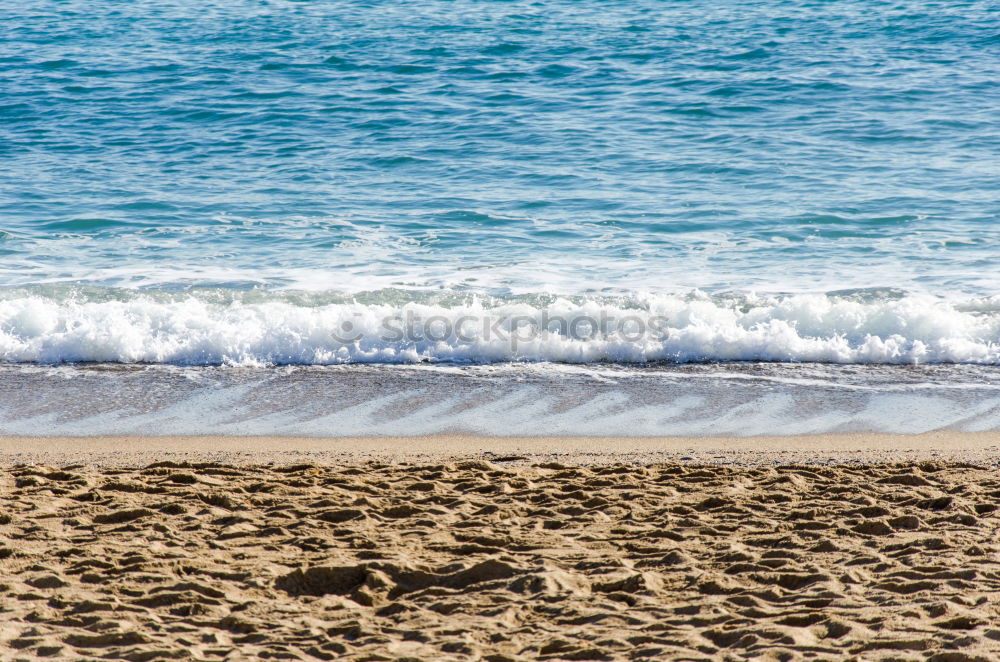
top-left (2, 1), bottom-right (999, 434)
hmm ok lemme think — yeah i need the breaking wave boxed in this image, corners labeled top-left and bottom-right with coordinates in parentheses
top-left (0, 288), bottom-right (998, 366)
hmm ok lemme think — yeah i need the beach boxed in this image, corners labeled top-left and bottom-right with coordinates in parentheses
top-left (4, 0), bottom-right (1000, 660)
top-left (2, 435), bottom-right (999, 661)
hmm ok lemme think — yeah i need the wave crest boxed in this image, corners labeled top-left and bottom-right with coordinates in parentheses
top-left (0, 289), bottom-right (997, 366)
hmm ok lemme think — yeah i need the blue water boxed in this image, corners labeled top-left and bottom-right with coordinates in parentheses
top-left (2, 1), bottom-right (1000, 366)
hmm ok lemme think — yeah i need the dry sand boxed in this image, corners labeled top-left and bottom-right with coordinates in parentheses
top-left (1, 435), bottom-right (1000, 661)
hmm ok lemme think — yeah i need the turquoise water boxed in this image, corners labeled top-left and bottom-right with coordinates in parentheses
top-left (2, 1), bottom-right (1000, 365)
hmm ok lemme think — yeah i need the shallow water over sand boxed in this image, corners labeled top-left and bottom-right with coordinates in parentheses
top-left (3, 362), bottom-right (1000, 436)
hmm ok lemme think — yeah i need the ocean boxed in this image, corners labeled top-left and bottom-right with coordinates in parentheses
top-left (3, 1), bottom-right (1000, 435)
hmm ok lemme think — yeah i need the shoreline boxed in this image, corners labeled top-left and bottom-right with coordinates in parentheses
top-left (2, 431), bottom-right (999, 466)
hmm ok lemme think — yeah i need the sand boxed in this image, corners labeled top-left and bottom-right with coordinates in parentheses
top-left (2, 435), bottom-right (1000, 661)
top-left (1, 431), bottom-right (1000, 466)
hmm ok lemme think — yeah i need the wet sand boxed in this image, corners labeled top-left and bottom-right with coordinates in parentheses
top-left (1, 431), bottom-right (1000, 466)
top-left (1, 435), bottom-right (1000, 660)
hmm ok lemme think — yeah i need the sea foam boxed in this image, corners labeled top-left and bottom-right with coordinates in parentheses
top-left (0, 289), bottom-right (998, 365)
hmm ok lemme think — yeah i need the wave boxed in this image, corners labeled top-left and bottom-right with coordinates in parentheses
top-left (0, 288), bottom-right (998, 366)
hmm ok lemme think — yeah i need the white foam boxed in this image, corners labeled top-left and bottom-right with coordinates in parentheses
top-left (1, 290), bottom-right (999, 365)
